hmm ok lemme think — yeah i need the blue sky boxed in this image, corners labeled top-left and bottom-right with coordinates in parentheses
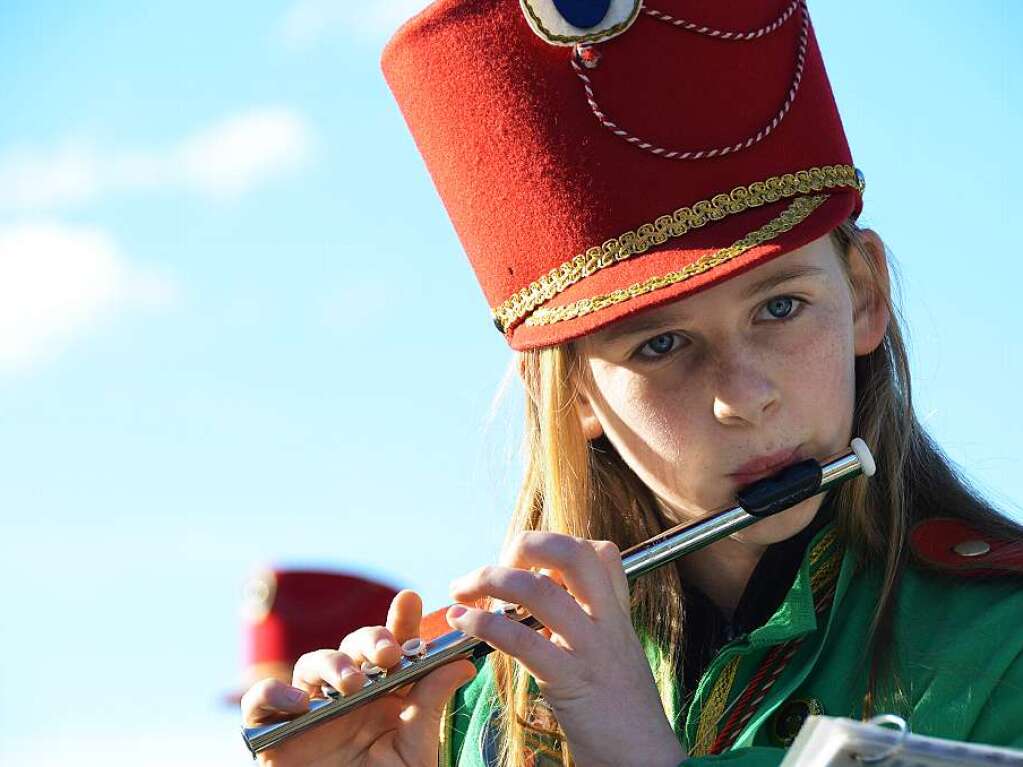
top-left (0, 2), bottom-right (1020, 764)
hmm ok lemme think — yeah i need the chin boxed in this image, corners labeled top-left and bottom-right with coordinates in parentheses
top-left (731, 495), bottom-right (824, 546)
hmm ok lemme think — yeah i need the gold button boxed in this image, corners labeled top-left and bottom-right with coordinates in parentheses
top-left (953, 539), bottom-right (990, 557)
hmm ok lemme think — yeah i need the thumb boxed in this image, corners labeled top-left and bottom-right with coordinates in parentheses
top-left (398, 660), bottom-right (478, 740)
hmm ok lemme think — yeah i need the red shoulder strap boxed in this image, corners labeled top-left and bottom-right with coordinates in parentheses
top-left (910, 517), bottom-right (1023, 576)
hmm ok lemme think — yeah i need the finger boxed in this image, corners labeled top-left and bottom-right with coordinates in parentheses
top-left (446, 603), bottom-right (568, 684)
top-left (589, 539), bottom-right (630, 615)
top-left (292, 649), bottom-right (364, 697)
top-left (241, 678), bottom-right (309, 727)
top-left (339, 625), bottom-right (403, 671)
top-left (537, 567), bottom-right (565, 588)
top-left (501, 531), bottom-right (619, 618)
top-left (395, 660), bottom-right (478, 754)
top-left (386, 589), bottom-right (424, 645)
top-left (449, 565), bottom-right (591, 648)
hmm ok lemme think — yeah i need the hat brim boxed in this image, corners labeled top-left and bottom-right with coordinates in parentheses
top-left (508, 190), bottom-right (855, 350)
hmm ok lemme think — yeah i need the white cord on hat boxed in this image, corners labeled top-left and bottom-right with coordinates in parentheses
top-left (642, 0), bottom-right (801, 41)
top-left (571, 0), bottom-right (809, 160)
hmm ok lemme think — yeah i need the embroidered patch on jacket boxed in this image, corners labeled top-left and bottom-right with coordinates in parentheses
top-left (520, 0), bottom-right (642, 45)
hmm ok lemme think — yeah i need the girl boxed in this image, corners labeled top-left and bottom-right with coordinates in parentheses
top-left (241, 1), bottom-right (1023, 764)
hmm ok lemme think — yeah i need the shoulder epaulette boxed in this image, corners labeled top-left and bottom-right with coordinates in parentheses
top-left (910, 517), bottom-right (1023, 576)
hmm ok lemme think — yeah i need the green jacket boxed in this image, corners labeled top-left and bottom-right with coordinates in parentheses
top-left (439, 523), bottom-right (1023, 766)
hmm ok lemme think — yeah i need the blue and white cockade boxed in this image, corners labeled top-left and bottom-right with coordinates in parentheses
top-left (519, 0), bottom-right (642, 45)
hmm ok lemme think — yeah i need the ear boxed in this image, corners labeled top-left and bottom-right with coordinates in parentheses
top-left (568, 350), bottom-right (605, 441)
top-left (846, 228), bottom-right (892, 356)
top-left (574, 388), bottom-right (605, 442)
top-left (517, 351), bottom-right (605, 440)
top-left (515, 353), bottom-right (539, 411)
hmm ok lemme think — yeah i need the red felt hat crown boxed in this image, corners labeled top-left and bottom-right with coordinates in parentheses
top-left (382, 0), bottom-right (862, 350)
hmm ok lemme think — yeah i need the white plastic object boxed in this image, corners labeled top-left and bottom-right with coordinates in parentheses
top-left (850, 437), bottom-right (876, 477)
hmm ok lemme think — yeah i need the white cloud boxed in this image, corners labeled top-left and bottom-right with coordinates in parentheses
top-left (178, 109), bottom-right (313, 199)
top-left (0, 108), bottom-right (315, 212)
top-left (0, 140), bottom-right (101, 210)
top-left (0, 221), bottom-right (178, 372)
top-left (280, 0), bottom-right (433, 48)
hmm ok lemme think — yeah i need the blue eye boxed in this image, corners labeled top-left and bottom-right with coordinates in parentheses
top-left (766, 297), bottom-right (794, 318)
top-left (761, 296), bottom-right (806, 321)
top-left (637, 332), bottom-right (684, 359)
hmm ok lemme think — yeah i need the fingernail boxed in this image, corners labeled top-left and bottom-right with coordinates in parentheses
top-left (448, 604), bottom-right (467, 620)
top-left (284, 687), bottom-right (304, 704)
top-left (376, 638), bottom-right (393, 651)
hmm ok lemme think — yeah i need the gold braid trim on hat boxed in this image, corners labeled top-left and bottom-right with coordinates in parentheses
top-left (527, 193), bottom-right (828, 327)
top-left (492, 164), bottom-right (863, 333)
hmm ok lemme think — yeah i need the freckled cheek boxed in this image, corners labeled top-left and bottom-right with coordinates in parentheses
top-left (603, 380), bottom-right (702, 469)
top-left (603, 389), bottom-right (724, 513)
top-left (781, 315), bottom-right (857, 442)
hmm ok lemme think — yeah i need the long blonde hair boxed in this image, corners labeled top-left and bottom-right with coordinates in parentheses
top-left (487, 221), bottom-right (1020, 766)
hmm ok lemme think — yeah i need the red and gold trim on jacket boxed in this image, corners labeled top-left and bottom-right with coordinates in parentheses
top-left (690, 527), bottom-right (842, 756)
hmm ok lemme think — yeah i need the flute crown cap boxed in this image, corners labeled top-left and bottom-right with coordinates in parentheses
top-left (850, 437), bottom-right (876, 477)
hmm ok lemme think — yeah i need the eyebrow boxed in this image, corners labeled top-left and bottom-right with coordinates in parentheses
top-left (599, 264), bottom-right (828, 341)
top-left (740, 264), bottom-right (827, 300)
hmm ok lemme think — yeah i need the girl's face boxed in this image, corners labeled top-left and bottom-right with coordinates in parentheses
top-left (574, 231), bottom-right (889, 545)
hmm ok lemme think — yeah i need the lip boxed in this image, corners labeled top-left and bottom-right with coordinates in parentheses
top-left (728, 445), bottom-right (803, 483)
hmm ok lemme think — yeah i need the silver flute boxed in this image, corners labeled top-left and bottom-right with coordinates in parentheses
top-left (243, 438), bottom-right (875, 756)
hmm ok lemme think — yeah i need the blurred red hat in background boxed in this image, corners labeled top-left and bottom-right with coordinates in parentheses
top-left (228, 569), bottom-right (399, 703)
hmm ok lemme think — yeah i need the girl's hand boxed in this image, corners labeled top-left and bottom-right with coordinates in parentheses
top-left (240, 589), bottom-right (477, 767)
top-left (448, 533), bottom-right (686, 767)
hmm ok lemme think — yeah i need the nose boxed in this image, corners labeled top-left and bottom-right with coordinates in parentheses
top-left (711, 350), bottom-right (780, 427)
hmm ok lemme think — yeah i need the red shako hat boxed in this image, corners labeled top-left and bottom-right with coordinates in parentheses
top-left (230, 569), bottom-right (398, 699)
top-left (382, 0), bottom-right (863, 350)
